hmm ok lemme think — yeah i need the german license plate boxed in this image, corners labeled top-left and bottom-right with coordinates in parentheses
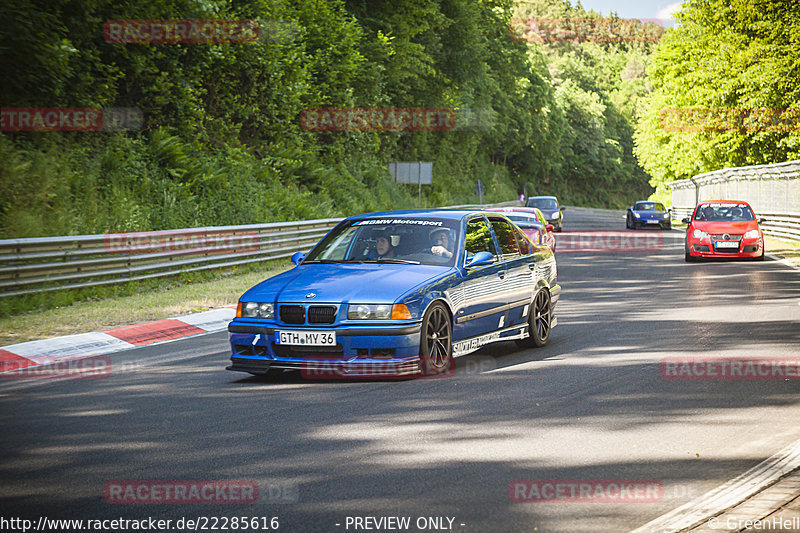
top-left (275, 330), bottom-right (336, 346)
top-left (646, 220), bottom-right (659, 224)
top-left (715, 241), bottom-right (739, 248)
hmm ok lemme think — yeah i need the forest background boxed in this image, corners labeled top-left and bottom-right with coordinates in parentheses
top-left (1, 0), bottom-right (797, 238)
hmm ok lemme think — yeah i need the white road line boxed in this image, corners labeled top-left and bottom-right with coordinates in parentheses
top-left (628, 439), bottom-right (800, 533)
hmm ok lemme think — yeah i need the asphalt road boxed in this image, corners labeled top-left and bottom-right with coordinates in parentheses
top-left (2, 208), bottom-right (800, 533)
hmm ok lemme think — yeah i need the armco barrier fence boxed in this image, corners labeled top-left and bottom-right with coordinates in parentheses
top-left (668, 160), bottom-right (800, 242)
top-left (0, 202), bottom-right (518, 298)
top-left (0, 219), bottom-right (341, 298)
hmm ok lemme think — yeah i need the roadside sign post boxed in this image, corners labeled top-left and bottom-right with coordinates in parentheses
top-left (389, 162), bottom-right (433, 207)
top-left (475, 179), bottom-right (485, 204)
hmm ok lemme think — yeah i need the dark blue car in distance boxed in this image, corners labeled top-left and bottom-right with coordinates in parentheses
top-left (227, 209), bottom-right (560, 378)
top-left (626, 201), bottom-right (672, 230)
top-left (525, 196), bottom-right (565, 231)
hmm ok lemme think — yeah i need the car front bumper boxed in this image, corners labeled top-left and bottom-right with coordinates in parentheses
top-left (227, 321), bottom-right (423, 377)
top-left (686, 237), bottom-right (763, 258)
top-left (632, 217), bottom-right (671, 229)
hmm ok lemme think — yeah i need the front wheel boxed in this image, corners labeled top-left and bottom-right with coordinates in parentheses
top-left (419, 302), bottom-right (453, 375)
top-left (626, 213), bottom-right (633, 229)
top-left (516, 290), bottom-right (552, 349)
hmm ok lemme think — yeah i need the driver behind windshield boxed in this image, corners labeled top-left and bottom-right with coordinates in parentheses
top-left (699, 206), bottom-right (715, 220)
top-left (430, 228), bottom-right (454, 259)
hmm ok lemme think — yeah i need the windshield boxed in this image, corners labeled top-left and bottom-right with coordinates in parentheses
top-left (634, 202), bottom-right (666, 212)
top-left (526, 198), bottom-right (558, 211)
top-left (694, 204), bottom-right (755, 222)
top-left (303, 217), bottom-right (460, 266)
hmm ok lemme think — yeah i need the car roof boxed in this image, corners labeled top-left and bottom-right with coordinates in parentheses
top-left (344, 209), bottom-right (486, 221)
top-left (528, 196), bottom-right (557, 200)
top-left (497, 211), bottom-right (539, 219)
top-left (485, 207), bottom-right (541, 214)
top-left (634, 200), bottom-right (660, 204)
top-left (696, 200), bottom-right (750, 206)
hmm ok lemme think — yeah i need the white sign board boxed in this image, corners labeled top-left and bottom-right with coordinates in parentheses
top-left (389, 162), bottom-right (432, 185)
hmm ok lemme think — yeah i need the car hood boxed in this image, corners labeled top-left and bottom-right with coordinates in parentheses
top-left (241, 263), bottom-right (450, 304)
top-left (691, 220), bottom-right (758, 233)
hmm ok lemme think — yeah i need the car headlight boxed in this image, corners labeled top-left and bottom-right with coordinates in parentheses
top-left (693, 229), bottom-right (709, 239)
top-left (347, 304), bottom-right (411, 320)
top-left (238, 302), bottom-right (274, 319)
top-left (633, 212), bottom-right (641, 218)
top-left (743, 229), bottom-right (760, 239)
top-left (551, 212), bottom-right (560, 219)
top-left (662, 212), bottom-right (670, 218)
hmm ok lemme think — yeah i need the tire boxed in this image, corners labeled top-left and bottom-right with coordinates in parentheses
top-left (626, 213), bottom-right (633, 229)
top-left (685, 242), bottom-right (695, 262)
top-left (516, 289), bottom-right (552, 349)
top-left (419, 302), bottom-right (453, 375)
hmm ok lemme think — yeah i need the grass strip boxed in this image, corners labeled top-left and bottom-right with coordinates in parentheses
top-left (0, 262), bottom-right (290, 346)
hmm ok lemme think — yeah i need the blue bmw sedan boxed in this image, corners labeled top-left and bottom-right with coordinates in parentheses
top-left (227, 209), bottom-right (560, 378)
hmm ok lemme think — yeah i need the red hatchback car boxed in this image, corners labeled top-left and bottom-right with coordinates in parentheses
top-left (682, 200), bottom-right (765, 261)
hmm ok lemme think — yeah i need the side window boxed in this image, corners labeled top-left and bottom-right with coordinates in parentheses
top-left (512, 225), bottom-right (531, 255)
top-left (489, 218), bottom-right (521, 260)
top-left (465, 217), bottom-right (497, 260)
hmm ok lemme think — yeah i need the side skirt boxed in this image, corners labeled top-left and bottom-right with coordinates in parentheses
top-left (453, 324), bottom-right (527, 357)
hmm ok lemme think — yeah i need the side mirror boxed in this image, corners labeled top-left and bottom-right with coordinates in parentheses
top-left (758, 218), bottom-right (765, 224)
top-left (290, 252), bottom-right (305, 266)
top-left (559, 206), bottom-right (566, 211)
top-left (681, 217), bottom-right (690, 224)
top-left (545, 224), bottom-right (554, 232)
top-left (464, 251), bottom-right (494, 269)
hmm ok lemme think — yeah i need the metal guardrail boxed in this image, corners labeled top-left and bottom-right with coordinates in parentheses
top-left (0, 202), bottom-right (520, 298)
top-left (0, 219), bottom-right (342, 298)
top-left (667, 160), bottom-right (800, 242)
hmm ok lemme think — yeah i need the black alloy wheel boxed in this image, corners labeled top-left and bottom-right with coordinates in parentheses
top-left (516, 289), bottom-right (551, 348)
top-left (419, 302), bottom-right (453, 375)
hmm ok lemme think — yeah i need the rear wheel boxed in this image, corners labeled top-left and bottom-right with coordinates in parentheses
top-left (419, 302), bottom-right (453, 375)
top-left (516, 290), bottom-right (552, 349)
